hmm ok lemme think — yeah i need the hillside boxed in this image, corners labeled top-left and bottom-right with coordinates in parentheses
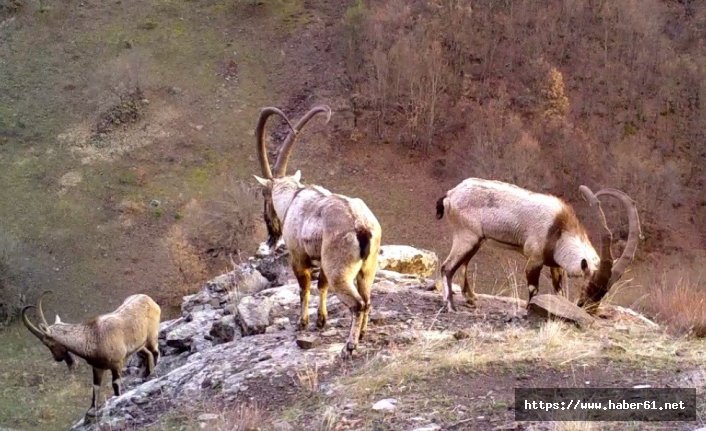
top-left (1, 0), bottom-right (705, 429)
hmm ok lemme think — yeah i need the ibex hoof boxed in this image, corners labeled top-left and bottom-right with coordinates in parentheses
top-left (85, 409), bottom-right (97, 421)
top-left (297, 319), bottom-right (309, 331)
top-left (340, 342), bottom-right (356, 359)
top-left (445, 302), bottom-right (457, 313)
top-left (316, 316), bottom-right (327, 329)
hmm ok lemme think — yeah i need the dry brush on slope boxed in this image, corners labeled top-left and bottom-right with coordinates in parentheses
top-left (342, 0), bottom-right (706, 254)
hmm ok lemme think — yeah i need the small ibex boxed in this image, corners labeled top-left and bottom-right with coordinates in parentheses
top-left (253, 105), bottom-right (381, 358)
top-left (22, 292), bottom-right (161, 417)
top-left (436, 178), bottom-right (641, 311)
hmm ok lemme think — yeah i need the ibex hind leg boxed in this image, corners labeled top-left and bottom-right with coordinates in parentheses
top-left (139, 347), bottom-right (155, 378)
top-left (460, 247), bottom-right (481, 306)
top-left (316, 270), bottom-right (329, 329)
top-left (440, 236), bottom-right (481, 312)
top-left (355, 266), bottom-right (375, 341)
top-left (335, 278), bottom-right (366, 359)
top-left (293, 263), bottom-right (313, 331)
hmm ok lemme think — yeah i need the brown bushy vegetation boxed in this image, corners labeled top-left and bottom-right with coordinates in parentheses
top-left (182, 179), bottom-right (262, 263)
top-left (159, 179), bottom-right (262, 307)
top-left (343, 0), bottom-right (706, 252)
top-left (646, 276), bottom-right (706, 337)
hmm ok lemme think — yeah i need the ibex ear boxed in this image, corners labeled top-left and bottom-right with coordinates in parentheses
top-left (253, 175), bottom-right (271, 187)
top-left (54, 314), bottom-right (62, 324)
top-left (292, 170), bottom-right (302, 182)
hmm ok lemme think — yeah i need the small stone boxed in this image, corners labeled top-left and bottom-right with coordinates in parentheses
top-left (296, 334), bottom-right (319, 350)
top-left (372, 398), bottom-right (397, 411)
top-left (411, 425), bottom-right (441, 431)
top-left (369, 310), bottom-right (399, 324)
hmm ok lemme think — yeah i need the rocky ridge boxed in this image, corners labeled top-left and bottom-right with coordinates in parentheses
top-left (69, 245), bottom-right (661, 430)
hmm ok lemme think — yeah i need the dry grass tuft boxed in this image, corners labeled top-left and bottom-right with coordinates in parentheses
top-left (645, 277), bottom-right (706, 337)
top-left (295, 362), bottom-right (320, 393)
top-left (219, 403), bottom-right (264, 431)
top-left (536, 320), bottom-right (571, 349)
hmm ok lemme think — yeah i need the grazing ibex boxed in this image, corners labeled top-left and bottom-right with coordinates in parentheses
top-left (22, 292), bottom-right (161, 417)
top-left (253, 105), bottom-right (381, 358)
top-left (436, 178), bottom-right (640, 311)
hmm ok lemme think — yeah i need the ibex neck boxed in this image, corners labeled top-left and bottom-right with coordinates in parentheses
top-left (272, 185), bottom-right (302, 222)
top-left (49, 323), bottom-right (96, 359)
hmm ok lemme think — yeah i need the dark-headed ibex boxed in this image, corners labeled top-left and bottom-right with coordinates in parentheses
top-left (22, 292), bottom-right (161, 417)
top-left (436, 179), bottom-right (641, 312)
top-left (253, 105), bottom-right (381, 358)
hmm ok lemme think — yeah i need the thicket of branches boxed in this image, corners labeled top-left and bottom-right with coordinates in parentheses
top-left (343, 0), bottom-right (706, 251)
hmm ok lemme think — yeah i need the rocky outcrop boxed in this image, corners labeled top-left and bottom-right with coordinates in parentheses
top-left (69, 245), bottom-right (657, 430)
top-left (377, 245), bottom-right (439, 278)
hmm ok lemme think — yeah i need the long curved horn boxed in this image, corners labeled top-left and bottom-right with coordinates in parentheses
top-left (37, 290), bottom-right (53, 328)
top-left (577, 185), bottom-right (613, 312)
top-left (21, 305), bottom-right (46, 340)
top-left (255, 107), bottom-right (295, 179)
top-left (595, 188), bottom-right (642, 285)
top-left (272, 105), bottom-right (332, 177)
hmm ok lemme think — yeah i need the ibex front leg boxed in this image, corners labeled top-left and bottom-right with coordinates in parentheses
top-left (86, 368), bottom-right (104, 419)
top-left (550, 267), bottom-right (565, 297)
top-left (111, 367), bottom-right (123, 397)
top-left (525, 260), bottom-right (543, 306)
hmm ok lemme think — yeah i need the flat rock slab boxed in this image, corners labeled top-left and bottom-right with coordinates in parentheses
top-left (527, 294), bottom-right (595, 328)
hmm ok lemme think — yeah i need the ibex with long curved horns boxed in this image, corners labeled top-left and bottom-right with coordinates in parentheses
top-left (22, 292), bottom-right (161, 417)
top-left (436, 178), bottom-right (641, 312)
top-left (253, 105), bottom-right (381, 358)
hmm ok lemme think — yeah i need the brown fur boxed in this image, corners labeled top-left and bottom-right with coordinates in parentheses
top-left (22, 293), bottom-right (161, 418)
